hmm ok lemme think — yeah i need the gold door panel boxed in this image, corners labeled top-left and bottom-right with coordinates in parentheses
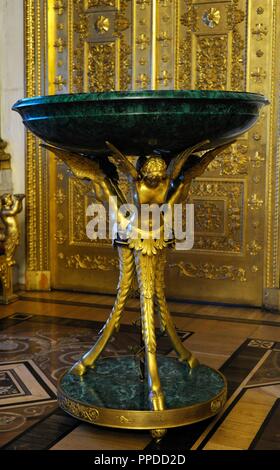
top-left (25, 1), bottom-right (280, 305)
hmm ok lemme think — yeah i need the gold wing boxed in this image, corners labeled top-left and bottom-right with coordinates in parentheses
top-left (167, 141), bottom-right (235, 205)
top-left (167, 140), bottom-right (210, 181)
top-left (106, 141), bottom-right (138, 181)
top-left (42, 144), bottom-right (104, 182)
top-left (42, 143), bottom-right (126, 205)
top-left (183, 141), bottom-right (236, 180)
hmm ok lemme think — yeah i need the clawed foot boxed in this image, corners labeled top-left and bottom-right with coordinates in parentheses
top-left (179, 352), bottom-right (200, 369)
top-left (69, 360), bottom-right (87, 376)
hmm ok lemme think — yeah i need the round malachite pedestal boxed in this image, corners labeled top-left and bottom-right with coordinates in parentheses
top-left (57, 356), bottom-right (227, 433)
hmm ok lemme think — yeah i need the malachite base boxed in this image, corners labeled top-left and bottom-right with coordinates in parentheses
top-left (57, 356), bottom-right (227, 431)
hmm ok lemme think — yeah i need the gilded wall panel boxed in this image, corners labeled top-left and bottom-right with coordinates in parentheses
top-left (25, 0), bottom-right (280, 305)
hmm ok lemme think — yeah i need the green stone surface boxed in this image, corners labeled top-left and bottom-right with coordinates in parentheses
top-left (60, 356), bottom-right (225, 410)
top-left (12, 90), bottom-right (268, 158)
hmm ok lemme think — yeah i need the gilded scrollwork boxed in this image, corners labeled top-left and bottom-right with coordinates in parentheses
top-left (88, 43), bottom-right (116, 92)
top-left (169, 261), bottom-right (247, 282)
top-left (59, 396), bottom-right (99, 423)
top-left (196, 36), bottom-right (227, 90)
top-left (64, 254), bottom-right (118, 271)
top-left (180, 5), bottom-right (198, 32)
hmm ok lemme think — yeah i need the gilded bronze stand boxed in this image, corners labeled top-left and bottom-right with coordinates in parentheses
top-left (12, 88), bottom-right (268, 439)
top-left (49, 141), bottom-right (228, 438)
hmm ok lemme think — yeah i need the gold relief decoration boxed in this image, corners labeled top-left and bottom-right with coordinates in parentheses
top-left (250, 151), bottom-right (265, 168)
top-left (88, 43), bottom-right (116, 92)
top-left (87, 0), bottom-right (115, 7)
top-left (54, 37), bottom-right (66, 53)
top-left (226, 2), bottom-right (245, 28)
top-left (256, 7), bottom-right (264, 15)
top-left (54, 0), bottom-right (65, 16)
top-left (169, 261), bottom-right (247, 282)
top-left (177, 35), bottom-right (192, 89)
top-left (189, 180), bottom-right (244, 253)
top-left (252, 23), bottom-right (268, 40)
top-left (136, 33), bottom-right (150, 50)
top-left (0, 262), bottom-right (9, 288)
top-left (247, 240), bottom-right (262, 256)
top-left (253, 132), bottom-right (261, 141)
top-left (208, 143), bottom-right (248, 176)
top-left (248, 194), bottom-right (264, 210)
top-left (59, 396), bottom-right (99, 423)
top-left (251, 67), bottom-right (267, 83)
top-left (194, 202), bottom-right (223, 233)
top-left (72, 1), bottom-right (131, 93)
top-left (95, 16), bottom-right (110, 34)
top-left (54, 74), bottom-right (66, 91)
top-left (202, 8), bottom-right (221, 29)
top-left (157, 70), bottom-right (172, 87)
top-left (196, 36), bottom-right (227, 90)
top-left (114, 13), bottom-right (130, 35)
top-left (54, 189), bottom-right (66, 204)
top-left (230, 29), bottom-right (245, 90)
top-left (54, 230), bottom-right (67, 245)
top-left (119, 41), bottom-right (131, 90)
top-left (119, 415), bottom-right (132, 424)
top-left (211, 398), bottom-right (222, 413)
top-left (64, 254), bottom-right (118, 271)
top-left (136, 0), bottom-right (150, 10)
top-left (157, 31), bottom-right (171, 45)
top-left (69, 178), bottom-right (110, 247)
top-left (73, 14), bottom-right (89, 41)
top-left (159, 0), bottom-right (172, 6)
top-left (180, 5), bottom-right (198, 32)
top-left (136, 73), bottom-right (149, 88)
top-left (226, 1), bottom-right (246, 91)
top-left (256, 49), bottom-right (264, 57)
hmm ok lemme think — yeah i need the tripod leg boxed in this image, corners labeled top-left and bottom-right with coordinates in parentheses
top-left (155, 250), bottom-right (199, 369)
top-left (70, 246), bottom-right (135, 376)
top-left (135, 250), bottom-right (165, 411)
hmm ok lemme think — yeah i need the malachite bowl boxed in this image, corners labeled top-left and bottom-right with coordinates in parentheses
top-left (12, 90), bottom-right (268, 158)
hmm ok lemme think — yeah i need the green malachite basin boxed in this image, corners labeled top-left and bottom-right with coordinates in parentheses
top-left (12, 90), bottom-right (268, 157)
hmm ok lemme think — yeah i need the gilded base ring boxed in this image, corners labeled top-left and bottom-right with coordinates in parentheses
top-left (57, 356), bottom-right (227, 430)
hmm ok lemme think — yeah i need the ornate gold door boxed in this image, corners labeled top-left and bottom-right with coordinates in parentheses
top-left (25, 0), bottom-right (280, 305)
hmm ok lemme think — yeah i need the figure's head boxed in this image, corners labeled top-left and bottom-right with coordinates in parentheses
top-left (140, 157), bottom-right (167, 187)
top-left (1, 193), bottom-right (13, 209)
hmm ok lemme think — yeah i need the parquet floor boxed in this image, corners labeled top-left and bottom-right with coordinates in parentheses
top-left (0, 291), bottom-right (280, 450)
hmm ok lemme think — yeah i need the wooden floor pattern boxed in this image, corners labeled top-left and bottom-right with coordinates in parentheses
top-left (0, 291), bottom-right (280, 450)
